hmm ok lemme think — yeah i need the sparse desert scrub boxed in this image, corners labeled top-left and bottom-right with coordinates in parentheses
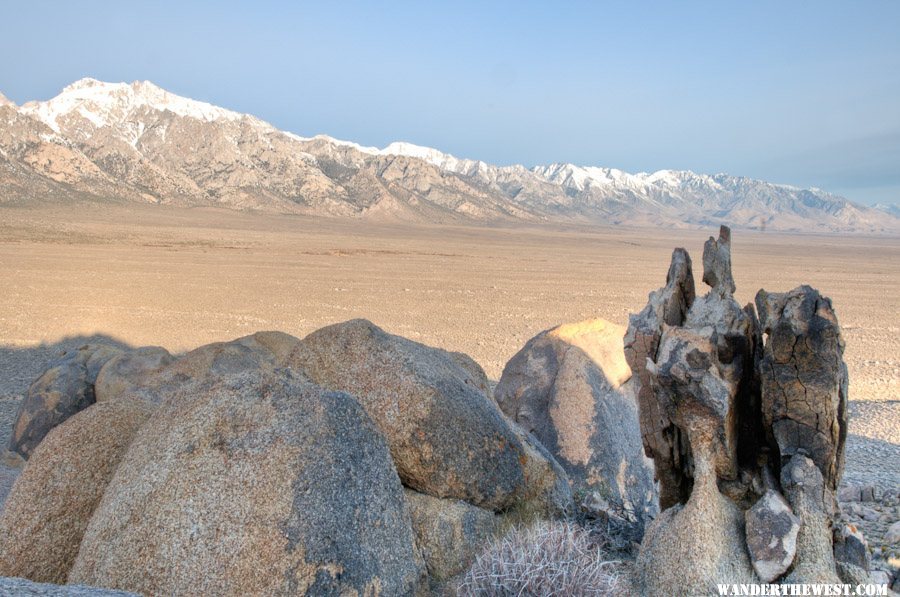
top-left (457, 520), bottom-right (624, 596)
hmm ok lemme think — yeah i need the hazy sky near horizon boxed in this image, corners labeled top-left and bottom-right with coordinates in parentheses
top-left (1, 1), bottom-right (898, 205)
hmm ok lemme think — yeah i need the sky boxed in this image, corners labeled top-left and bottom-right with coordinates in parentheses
top-left (1, 1), bottom-right (898, 205)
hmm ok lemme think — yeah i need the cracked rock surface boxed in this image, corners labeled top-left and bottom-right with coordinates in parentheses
top-left (630, 226), bottom-right (858, 593)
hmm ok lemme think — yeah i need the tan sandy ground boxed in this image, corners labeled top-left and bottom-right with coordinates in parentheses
top-left (0, 204), bottom-right (897, 496)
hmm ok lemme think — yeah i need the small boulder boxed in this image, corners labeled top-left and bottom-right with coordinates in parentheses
top-left (94, 347), bottom-right (174, 403)
top-left (838, 485), bottom-right (862, 502)
top-left (104, 332), bottom-right (303, 406)
top-left (286, 319), bottom-right (569, 513)
top-left (9, 344), bottom-right (123, 458)
top-left (871, 570), bottom-right (892, 587)
top-left (884, 520), bottom-right (900, 545)
top-left (833, 524), bottom-right (870, 571)
top-left (232, 330), bottom-right (302, 364)
top-left (780, 455), bottom-right (841, 584)
top-left (0, 400), bottom-right (151, 583)
top-left (69, 366), bottom-right (425, 596)
top-left (745, 490), bottom-right (800, 582)
top-left (835, 562), bottom-right (871, 586)
top-left (495, 318), bottom-right (657, 521)
top-left (163, 335), bottom-right (285, 380)
top-left (404, 489), bottom-right (499, 582)
top-left (860, 485), bottom-right (879, 502)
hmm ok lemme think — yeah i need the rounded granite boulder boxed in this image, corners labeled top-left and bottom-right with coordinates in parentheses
top-left (68, 365), bottom-right (425, 596)
top-left (93, 346), bottom-right (174, 403)
top-left (9, 344), bottom-right (123, 458)
top-left (285, 318), bottom-right (570, 513)
top-left (0, 399), bottom-right (152, 583)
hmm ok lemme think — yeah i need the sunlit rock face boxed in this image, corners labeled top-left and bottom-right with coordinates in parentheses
top-left (629, 226), bottom-right (853, 594)
top-left (495, 318), bottom-right (658, 524)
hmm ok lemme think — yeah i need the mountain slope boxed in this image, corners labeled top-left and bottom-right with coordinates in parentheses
top-left (0, 78), bottom-right (896, 233)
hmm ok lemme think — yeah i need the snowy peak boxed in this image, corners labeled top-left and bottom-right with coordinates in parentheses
top-left (0, 91), bottom-right (14, 108)
top-left (873, 203), bottom-right (900, 218)
top-left (643, 169), bottom-right (697, 186)
top-left (20, 78), bottom-right (260, 133)
top-left (60, 77), bottom-right (107, 92)
top-left (380, 141), bottom-right (453, 162)
top-left (534, 163), bottom-right (660, 191)
top-left (284, 133), bottom-right (382, 154)
top-left (376, 141), bottom-right (487, 174)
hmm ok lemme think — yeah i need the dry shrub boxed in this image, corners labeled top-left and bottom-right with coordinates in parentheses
top-left (457, 520), bottom-right (624, 596)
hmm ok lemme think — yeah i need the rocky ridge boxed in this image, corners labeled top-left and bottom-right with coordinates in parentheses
top-left (1, 78), bottom-right (896, 233)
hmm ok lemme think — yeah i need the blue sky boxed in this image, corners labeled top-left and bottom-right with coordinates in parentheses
top-left (1, 1), bottom-right (898, 205)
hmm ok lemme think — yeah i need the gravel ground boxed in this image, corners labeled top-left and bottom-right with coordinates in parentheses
top-left (843, 401), bottom-right (900, 491)
top-left (0, 576), bottom-right (138, 595)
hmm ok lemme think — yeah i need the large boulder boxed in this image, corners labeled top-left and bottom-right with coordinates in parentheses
top-left (833, 523), bottom-right (870, 572)
top-left (495, 318), bottom-right (657, 521)
top-left (9, 344), bottom-right (123, 458)
top-left (94, 332), bottom-right (302, 406)
top-left (285, 319), bottom-right (571, 513)
top-left (0, 400), bottom-right (151, 583)
top-left (69, 365), bottom-right (425, 596)
top-left (404, 489), bottom-right (499, 582)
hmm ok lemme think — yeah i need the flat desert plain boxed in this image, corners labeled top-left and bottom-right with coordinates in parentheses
top-left (0, 204), bottom-right (897, 495)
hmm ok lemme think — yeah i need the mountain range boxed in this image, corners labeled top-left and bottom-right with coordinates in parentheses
top-left (1, 78), bottom-right (896, 233)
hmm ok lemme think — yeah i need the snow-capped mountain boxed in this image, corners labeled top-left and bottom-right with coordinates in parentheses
top-left (1, 78), bottom-right (896, 233)
top-left (874, 203), bottom-right (900, 218)
top-left (20, 78), bottom-right (261, 132)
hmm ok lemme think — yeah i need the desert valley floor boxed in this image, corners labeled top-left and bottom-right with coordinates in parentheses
top-left (0, 204), bottom-right (897, 497)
